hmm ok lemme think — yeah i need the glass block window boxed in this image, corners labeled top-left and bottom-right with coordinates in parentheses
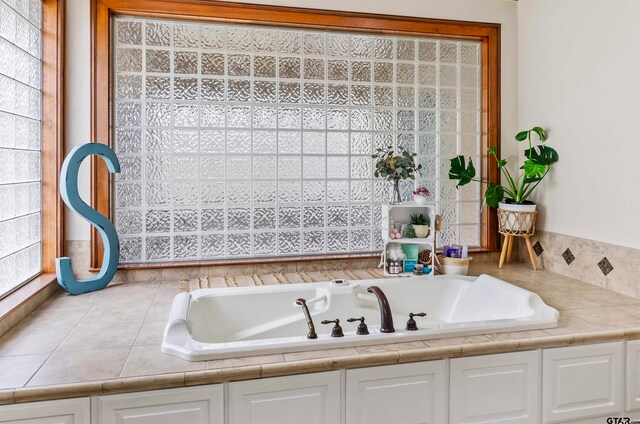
top-left (0, 0), bottom-right (42, 296)
top-left (112, 16), bottom-right (482, 263)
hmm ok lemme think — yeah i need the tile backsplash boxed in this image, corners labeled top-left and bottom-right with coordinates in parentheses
top-left (520, 231), bottom-right (640, 298)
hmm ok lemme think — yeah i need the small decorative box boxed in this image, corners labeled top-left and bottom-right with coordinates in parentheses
top-left (401, 244), bottom-right (419, 260)
top-left (403, 259), bottom-right (417, 273)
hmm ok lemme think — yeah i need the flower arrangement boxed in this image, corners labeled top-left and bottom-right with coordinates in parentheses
top-left (412, 186), bottom-right (430, 205)
top-left (372, 146), bottom-right (422, 204)
top-left (372, 146), bottom-right (422, 180)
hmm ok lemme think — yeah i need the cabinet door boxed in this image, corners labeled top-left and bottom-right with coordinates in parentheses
top-left (627, 340), bottom-right (640, 412)
top-left (346, 361), bottom-right (446, 424)
top-left (0, 398), bottom-right (90, 424)
top-left (543, 341), bottom-right (623, 423)
top-left (95, 385), bottom-right (223, 424)
top-left (229, 371), bottom-right (340, 424)
top-left (450, 350), bottom-right (541, 424)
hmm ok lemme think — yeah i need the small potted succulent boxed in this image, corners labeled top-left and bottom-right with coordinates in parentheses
top-left (412, 186), bottom-right (430, 205)
top-left (448, 126), bottom-right (559, 231)
top-left (410, 213), bottom-right (430, 238)
top-left (372, 146), bottom-right (422, 204)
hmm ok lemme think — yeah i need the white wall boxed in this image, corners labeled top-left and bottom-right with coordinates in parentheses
top-left (518, 0), bottom-right (640, 249)
top-left (65, 0), bottom-right (519, 241)
top-left (65, 0), bottom-right (92, 240)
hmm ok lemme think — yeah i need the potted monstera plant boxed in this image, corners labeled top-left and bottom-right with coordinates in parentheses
top-left (448, 126), bottom-right (559, 231)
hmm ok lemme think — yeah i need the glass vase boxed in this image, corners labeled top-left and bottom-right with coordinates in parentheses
top-left (390, 179), bottom-right (402, 204)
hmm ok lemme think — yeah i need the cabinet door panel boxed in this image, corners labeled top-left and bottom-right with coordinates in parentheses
top-left (0, 398), bottom-right (90, 424)
top-left (346, 361), bottom-right (446, 424)
top-left (627, 340), bottom-right (640, 412)
top-left (450, 350), bottom-right (541, 424)
top-left (543, 341), bottom-right (623, 423)
top-left (95, 385), bottom-right (223, 424)
top-left (229, 371), bottom-right (340, 424)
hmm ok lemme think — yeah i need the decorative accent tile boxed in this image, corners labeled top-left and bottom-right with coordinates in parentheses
top-left (532, 241), bottom-right (544, 257)
top-left (561, 248), bottom-right (575, 265)
top-left (597, 257), bottom-right (614, 276)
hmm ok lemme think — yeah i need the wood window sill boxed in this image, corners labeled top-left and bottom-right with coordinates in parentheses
top-left (0, 274), bottom-right (59, 327)
top-left (91, 249), bottom-right (498, 271)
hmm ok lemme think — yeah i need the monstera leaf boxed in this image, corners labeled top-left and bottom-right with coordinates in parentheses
top-left (522, 159), bottom-right (548, 181)
top-left (522, 146), bottom-right (558, 183)
top-left (516, 126), bottom-right (548, 142)
top-left (484, 183), bottom-right (505, 208)
top-left (524, 145), bottom-right (559, 165)
top-left (448, 156), bottom-right (476, 187)
top-left (531, 126), bottom-right (548, 142)
top-left (515, 131), bottom-right (529, 142)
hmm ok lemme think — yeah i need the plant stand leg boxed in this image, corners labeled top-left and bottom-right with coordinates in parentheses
top-left (524, 235), bottom-right (537, 271)
top-left (499, 235), bottom-right (510, 269)
top-left (506, 236), bottom-right (514, 264)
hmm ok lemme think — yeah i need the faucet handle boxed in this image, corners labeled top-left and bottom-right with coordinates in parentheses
top-left (347, 317), bottom-right (369, 335)
top-left (406, 312), bottom-right (427, 331)
top-left (321, 319), bottom-right (344, 337)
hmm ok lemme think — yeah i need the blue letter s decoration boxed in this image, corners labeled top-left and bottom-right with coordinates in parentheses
top-left (56, 143), bottom-right (121, 295)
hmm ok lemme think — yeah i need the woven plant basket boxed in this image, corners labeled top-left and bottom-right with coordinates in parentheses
top-left (497, 209), bottom-right (537, 236)
top-left (438, 256), bottom-right (473, 266)
top-left (437, 256), bottom-right (473, 275)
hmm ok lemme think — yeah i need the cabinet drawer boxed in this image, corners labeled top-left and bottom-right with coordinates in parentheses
top-left (346, 360), bottom-right (446, 424)
top-left (0, 398), bottom-right (90, 424)
top-left (450, 350), bottom-right (541, 424)
top-left (94, 386), bottom-right (223, 424)
top-left (543, 341), bottom-right (623, 423)
top-left (229, 371), bottom-right (340, 424)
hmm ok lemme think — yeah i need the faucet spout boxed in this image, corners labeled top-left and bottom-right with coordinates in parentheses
top-left (366, 286), bottom-right (395, 333)
top-left (295, 298), bottom-right (318, 339)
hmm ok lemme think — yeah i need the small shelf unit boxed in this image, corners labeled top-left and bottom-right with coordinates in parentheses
top-left (381, 202), bottom-right (436, 277)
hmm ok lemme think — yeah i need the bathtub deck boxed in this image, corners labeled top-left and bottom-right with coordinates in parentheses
top-left (2, 262), bottom-right (640, 404)
top-left (178, 267), bottom-right (387, 291)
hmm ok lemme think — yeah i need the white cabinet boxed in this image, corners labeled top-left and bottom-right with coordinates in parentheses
top-left (346, 361), bottom-right (446, 424)
top-left (627, 339), bottom-right (640, 412)
top-left (0, 398), bottom-right (90, 423)
top-left (94, 386), bottom-right (223, 424)
top-left (543, 341), bottom-right (623, 423)
top-left (229, 371), bottom-right (340, 424)
top-left (449, 350), bottom-right (541, 424)
top-left (5, 340), bottom-right (640, 424)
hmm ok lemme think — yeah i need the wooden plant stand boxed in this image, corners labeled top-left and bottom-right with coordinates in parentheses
top-left (497, 209), bottom-right (538, 270)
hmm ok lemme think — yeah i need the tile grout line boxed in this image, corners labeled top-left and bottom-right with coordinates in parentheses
top-left (118, 282), bottom-right (163, 378)
top-left (22, 290), bottom-right (108, 387)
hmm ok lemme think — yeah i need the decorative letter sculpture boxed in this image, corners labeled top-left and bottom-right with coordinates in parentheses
top-left (56, 143), bottom-right (121, 295)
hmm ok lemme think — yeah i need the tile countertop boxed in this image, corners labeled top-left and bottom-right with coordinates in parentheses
top-left (2, 264), bottom-right (640, 405)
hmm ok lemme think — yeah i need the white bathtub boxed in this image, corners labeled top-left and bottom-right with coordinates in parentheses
top-left (162, 274), bottom-right (558, 361)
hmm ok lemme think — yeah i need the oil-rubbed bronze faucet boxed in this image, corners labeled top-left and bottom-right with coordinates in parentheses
top-left (321, 319), bottom-right (344, 337)
top-left (295, 298), bottom-right (317, 339)
top-left (347, 317), bottom-right (369, 335)
top-left (405, 312), bottom-right (427, 331)
top-left (366, 286), bottom-right (395, 333)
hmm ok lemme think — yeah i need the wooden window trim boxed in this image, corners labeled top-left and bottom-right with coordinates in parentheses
top-left (42, 0), bottom-right (66, 274)
top-left (90, 0), bottom-right (500, 270)
top-left (0, 0), bottom-right (65, 317)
